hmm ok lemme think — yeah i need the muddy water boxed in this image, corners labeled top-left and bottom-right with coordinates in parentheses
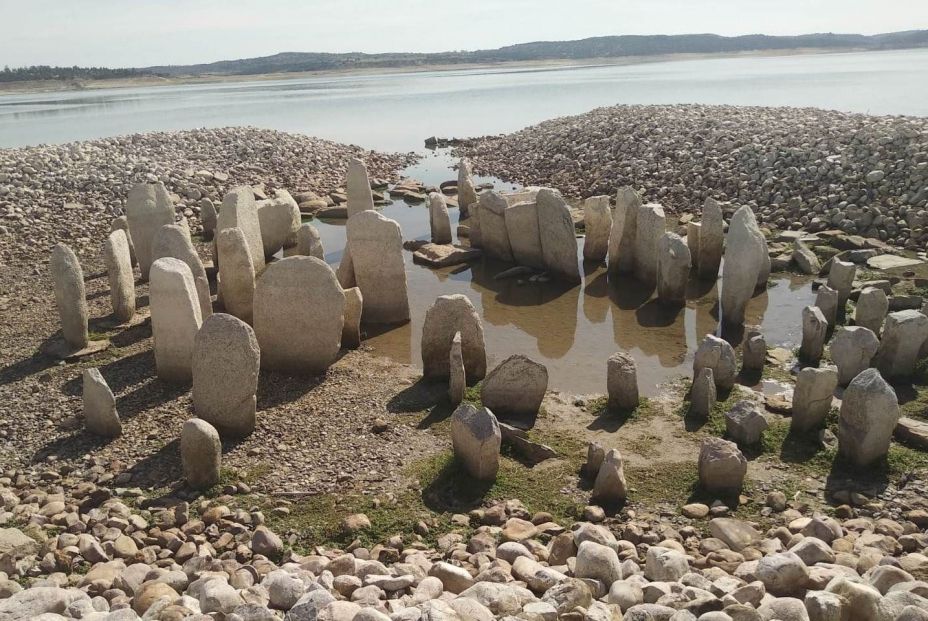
top-left (311, 151), bottom-right (814, 396)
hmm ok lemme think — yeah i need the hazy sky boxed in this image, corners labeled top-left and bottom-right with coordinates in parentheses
top-left (2, 0), bottom-right (926, 68)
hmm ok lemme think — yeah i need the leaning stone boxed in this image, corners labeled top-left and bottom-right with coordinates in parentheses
top-left (725, 400), bottom-right (769, 445)
top-left (82, 368), bottom-right (121, 437)
top-left (583, 195), bottom-right (611, 263)
top-left (634, 202), bottom-right (666, 287)
top-left (607, 351), bottom-right (639, 411)
top-left (591, 449), bottom-right (627, 504)
top-left (838, 368), bottom-right (900, 466)
top-left (451, 404), bottom-right (501, 480)
top-left (800, 305), bottom-right (828, 363)
top-left (126, 181), bottom-right (174, 280)
top-left (481, 355), bottom-right (548, 418)
top-left (428, 192), bottom-right (453, 244)
top-left (830, 326), bottom-right (880, 386)
top-left (296, 223), bottom-right (325, 260)
top-left (342, 287), bottom-right (363, 349)
top-left (458, 158), bottom-right (478, 215)
top-left (815, 284), bottom-right (839, 327)
top-left (253, 256), bottom-right (345, 375)
top-left (449, 332), bottom-right (465, 406)
top-left (505, 201), bottom-right (545, 269)
top-left (792, 240), bottom-right (821, 274)
top-left (656, 231), bottom-right (690, 304)
top-left (181, 418), bottom-right (221, 490)
top-left (152, 223), bottom-right (212, 320)
top-left (583, 442), bottom-right (606, 479)
top-left (792, 366), bottom-right (838, 433)
top-left (827, 259), bottom-right (857, 313)
top-left (217, 227), bottom-right (256, 324)
top-left (193, 313), bottom-right (260, 438)
top-left (699, 437), bottom-right (747, 494)
top-left (742, 328), bottom-right (766, 373)
top-left (110, 215), bottom-right (137, 266)
top-left (721, 205), bottom-right (767, 326)
top-left (876, 310), bottom-right (928, 380)
top-left (217, 186), bottom-right (265, 275)
top-left (537, 189), bottom-right (581, 283)
top-left (693, 334), bottom-right (737, 390)
top-left (347, 157), bottom-right (376, 217)
top-left (689, 368), bottom-right (716, 419)
top-left (855, 287), bottom-right (889, 336)
top-left (421, 294), bottom-right (487, 381)
top-left (50, 243), bottom-right (89, 349)
top-left (478, 191), bottom-right (514, 262)
top-left (257, 190), bottom-right (300, 257)
top-left (687, 221), bottom-right (701, 270)
top-left (150, 258), bottom-right (203, 383)
top-left (607, 186), bottom-right (641, 274)
top-left (104, 230), bottom-right (135, 323)
top-left (697, 197), bottom-right (724, 280)
top-left (347, 210), bottom-right (410, 324)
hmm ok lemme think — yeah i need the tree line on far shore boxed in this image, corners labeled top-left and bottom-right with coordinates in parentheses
top-left (0, 65), bottom-right (160, 83)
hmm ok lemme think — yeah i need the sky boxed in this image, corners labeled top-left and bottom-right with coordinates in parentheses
top-left (2, 0), bottom-right (926, 68)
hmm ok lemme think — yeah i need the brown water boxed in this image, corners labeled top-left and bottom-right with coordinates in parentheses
top-left (311, 150), bottom-right (814, 396)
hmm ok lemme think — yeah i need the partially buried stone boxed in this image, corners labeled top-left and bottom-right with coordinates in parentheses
top-left (656, 232), bottom-right (690, 305)
top-left (815, 284), bottom-right (839, 327)
top-left (725, 400), bottom-right (768, 445)
top-left (791, 365), bottom-right (838, 433)
top-left (827, 259), bottom-right (856, 317)
top-left (607, 351), bottom-right (639, 411)
top-left (481, 355), bottom-right (548, 418)
top-left (741, 328), bottom-right (766, 373)
top-left (876, 310), bottom-right (928, 380)
top-left (50, 243), bottom-right (89, 349)
top-left (693, 334), bottom-right (737, 390)
top-left (800, 305), bottom-right (828, 363)
top-left (451, 404), bottom-right (501, 480)
top-left (82, 368), bottom-right (121, 438)
top-left (854, 286), bottom-right (889, 335)
top-left (181, 418), bottom-right (221, 490)
top-left (699, 437), bottom-right (747, 494)
top-left (591, 449), bottom-right (627, 504)
top-left (830, 326), bottom-right (879, 386)
top-left (428, 192), bottom-right (453, 244)
top-left (838, 368), bottom-right (900, 466)
top-left (689, 368), bottom-right (716, 419)
top-left (296, 223), bottom-right (325, 260)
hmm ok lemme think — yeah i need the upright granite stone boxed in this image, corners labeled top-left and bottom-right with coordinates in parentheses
top-left (830, 326), bottom-right (880, 386)
top-left (838, 368), bottom-right (900, 467)
top-left (697, 197), bottom-right (724, 280)
top-left (257, 191), bottom-right (300, 257)
top-left (347, 157), bottom-right (376, 217)
top-left (537, 189), bottom-right (581, 283)
top-left (657, 232), bottom-right (690, 305)
top-left (110, 215), bottom-right (137, 266)
top-left (336, 250), bottom-right (356, 289)
top-left (428, 192), bottom-right (453, 244)
top-left (741, 328), bottom-right (766, 373)
top-left (192, 313), bottom-right (260, 438)
top-left (689, 368), bottom-right (717, 419)
top-left (634, 203), bottom-right (666, 287)
top-left (607, 351), bottom-right (639, 411)
top-left (347, 210), bottom-right (410, 324)
top-left (607, 186), bottom-right (641, 274)
top-left (792, 366), bottom-right (838, 433)
top-left (296, 223), bottom-right (325, 260)
top-left (217, 227), bottom-right (256, 324)
top-left (253, 256), bottom-right (346, 375)
top-left (50, 243), bottom-right (88, 349)
top-left (855, 287), bottom-right (889, 335)
top-left (467, 199), bottom-right (483, 248)
top-left (505, 201), bottom-right (545, 269)
top-left (126, 182), bottom-right (174, 280)
top-left (449, 332), bottom-right (465, 406)
top-left (693, 335), bottom-right (737, 390)
top-left (827, 259), bottom-right (856, 315)
top-left (592, 449), bottom-right (627, 504)
top-left (699, 437), bottom-right (747, 494)
top-left (451, 404), bottom-right (501, 481)
top-left (457, 158), bottom-right (479, 216)
top-left (421, 294), bottom-right (487, 381)
top-left (686, 221), bottom-right (701, 270)
top-left (800, 306), bottom-right (828, 364)
top-left (478, 191), bottom-right (514, 262)
top-left (181, 418), bottom-right (221, 490)
top-left (583, 195), bottom-right (611, 263)
top-left (218, 187), bottom-right (265, 275)
top-left (481, 355), bottom-right (548, 418)
top-left (150, 258), bottom-right (203, 383)
top-left (876, 310), bottom-right (928, 380)
top-left (342, 287), bottom-right (363, 349)
top-left (104, 229), bottom-right (135, 323)
top-left (199, 198), bottom-right (217, 240)
top-left (82, 368), bottom-right (121, 438)
top-left (815, 285), bottom-right (839, 327)
top-left (152, 223), bottom-right (212, 320)
top-left (721, 205), bottom-right (767, 326)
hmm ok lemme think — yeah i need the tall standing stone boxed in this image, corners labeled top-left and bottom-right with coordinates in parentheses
top-left (792, 366), bottom-right (838, 433)
top-left (800, 306), bottom-right (828, 364)
top-left (686, 222), bottom-right (701, 270)
top-left (342, 287), bottom-right (363, 349)
top-left (150, 258), bottom-right (203, 383)
top-left (428, 192), bottom-right (453, 244)
top-left (50, 243), bottom-right (88, 349)
top-left (693, 335), bottom-right (737, 390)
top-left (218, 187), bottom-right (265, 275)
top-left (347, 157), bottom-right (376, 217)
top-left (192, 313), bottom-right (260, 438)
top-left (838, 368), bottom-right (900, 467)
top-left (153, 224), bottom-right (212, 321)
top-left (690, 368), bottom-right (717, 419)
top-left (257, 191), bottom-right (301, 257)
top-left (697, 198), bottom-right (724, 280)
top-left (607, 352), bottom-right (639, 411)
top-left (607, 186), bottom-right (641, 274)
top-left (505, 201), bottom-right (545, 269)
top-left (199, 198), bottom-right (217, 241)
top-left (657, 232), bottom-right (690, 305)
top-left (721, 206), bottom-right (767, 326)
top-left (82, 368), bottom-right (121, 438)
top-left (451, 404), bottom-right (501, 481)
top-left (217, 227), bottom-right (256, 324)
top-left (347, 211), bottom-right (410, 324)
top-left (634, 203), bottom-right (666, 287)
top-left (126, 182), bottom-right (174, 281)
top-left (253, 256), bottom-right (346, 375)
top-left (421, 294), bottom-right (487, 381)
top-left (181, 418), bottom-right (221, 490)
top-left (478, 191), bottom-right (514, 262)
top-left (876, 310), bottom-right (928, 380)
top-left (449, 332), bottom-right (465, 406)
top-left (592, 449), bottom-right (627, 504)
top-left (467, 199), bottom-right (483, 248)
top-left (457, 158), bottom-right (478, 217)
top-left (582, 196), bottom-right (611, 263)
top-left (830, 326), bottom-right (880, 386)
top-left (827, 260), bottom-right (856, 316)
top-left (104, 230), bottom-right (136, 323)
top-left (855, 287), bottom-right (889, 335)
top-left (481, 355), bottom-right (548, 418)
top-left (815, 285), bottom-right (839, 327)
top-left (296, 223), bottom-right (325, 260)
top-left (110, 215), bottom-right (137, 266)
top-left (537, 189), bottom-right (581, 283)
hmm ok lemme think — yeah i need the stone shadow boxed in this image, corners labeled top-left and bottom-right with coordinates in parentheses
top-left (386, 377), bottom-right (446, 414)
top-left (421, 458), bottom-right (495, 514)
top-left (256, 370), bottom-right (327, 411)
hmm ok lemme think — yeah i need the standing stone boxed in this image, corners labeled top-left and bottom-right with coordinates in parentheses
top-left (192, 313), bottom-right (260, 438)
top-left (633, 203), bottom-right (666, 287)
top-left (583, 196), bottom-right (611, 263)
top-left (104, 230), bottom-right (135, 323)
top-left (505, 201), bottom-right (545, 269)
top-left (607, 186), bottom-right (641, 274)
top-left (451, 404), bottom-right (501, 481)
top-left (742, 328), bottom-right (766, 373)
top-left (449, 332), bottom-right (465, 406)
top-left (690, 368), bottom-right (717, 419)
top-left (181, 418), bottom-right (221, 490)
top-left (815, 285), bottom-right (839, 327)
top-left (347, 157), bottom-right (376, 217)
top-left (827, 260), bottom-right (857, 315)
top-left (429, 192), bottom-right (453, 244)
top-left (199, 198), bottom-right (217, 240)
top-left (800, 306), bottom-right (828, 364)
top-left (296, 223), bottom-right (325, 260)
top-left (721, 206), bottom-right (767, 326)
top-left (838, 368), bottom-right (900, 467)
top-left (336, 250), bottom-right (356, 289)
top-left (110, 215), bottom-right (137, 266)
top-left (152, 224), bottom-right (212, 320)
top-left (698, 198), bottom-right (724, 280)
top-left (257, 191), bottom-right (301, 257)
top-left (347, 211), bottom-right (410, 324)
top-left (82, 368), bottom-right (121, 437)
top-left (457, 158), bottom-right (478, 216)
top-left (150, 258), bottom-right (203, 383)
top-left (699, 437), bottom-right (747, 494)
top-left (421, 294), bottom-right (487, 380)
top-left (686, 222), bottom-right (701, 270)
top-left (855, 287), bottom-right (889, 335)
top-left (791, 365), bottom-right (838, 433)
top-left (218, 187), bottom-right (265, 274)
top-left (592, 449), bottom-right (627, 504)
top-left (876, 310), bottom-right (928, 380)
top-left (657, 232), bottom-right (690, 305)
top-left (583, 442), bottom-right (606, 479)
top-left (342, 287), bottom-right (363, 349)
top-left (725, 400), bottom-right (769, 445)
top-left (253, 256), bottom-right (346, 375)
top-left (217, 228), bottom-right (256, 324)
top-left (468, 199), bottom-right (483, 248)
top-left (693, 335), bottom-right (738, 390)
top-left (830, 326), bottom-right (880, 386)
top-left (537, 189), bottom-right (581, 283)
top-left (50, 243), bottom-right (88, 349)
top-left (478, 191), bottom-right (514, 261)
top-left (792, 240), bottom-right (821, 275)
top-left (126, 182), bottom-right (174, 280)
top-left (481, 355), bottom-right (548, 418)
top-left (607, 352), bottom-right (639, 411)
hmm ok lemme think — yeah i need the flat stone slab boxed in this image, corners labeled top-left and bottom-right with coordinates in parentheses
top-left (43, 337), bottom-right (110, 361)
top-left (498, 422), bottom-right (558, 464)
top-left (412, 243), bottom-right (482, 267)
top-left (895, 417), bottom-right (928, 450)
top-left (867, 254), bottom-right (923, 270)
top-left (316, 207), bottom-right (349, 219)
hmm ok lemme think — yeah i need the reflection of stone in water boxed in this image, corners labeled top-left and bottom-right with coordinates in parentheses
top-left (608, 274), bottom-right (688, 368)
top-left (582, 267), bottom-right (610, 324)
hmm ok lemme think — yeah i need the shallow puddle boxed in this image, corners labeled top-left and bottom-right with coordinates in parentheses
top-left (310, 150), bottom-right (814, 396)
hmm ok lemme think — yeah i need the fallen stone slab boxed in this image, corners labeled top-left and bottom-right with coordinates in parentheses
top-left (498, 422), bottom-right (558, 464)
top-left (316, 207), bottom-right (349, 219)
top-left (867, 254), bottom-right (923, 270)
top-left (895, 417), bottom-right (928, 450)
top-left (412, 243), bottom-right (482, 267)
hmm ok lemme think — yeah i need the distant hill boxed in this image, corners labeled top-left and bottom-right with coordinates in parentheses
top-left (5, 30), bottom-right (927, 82)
